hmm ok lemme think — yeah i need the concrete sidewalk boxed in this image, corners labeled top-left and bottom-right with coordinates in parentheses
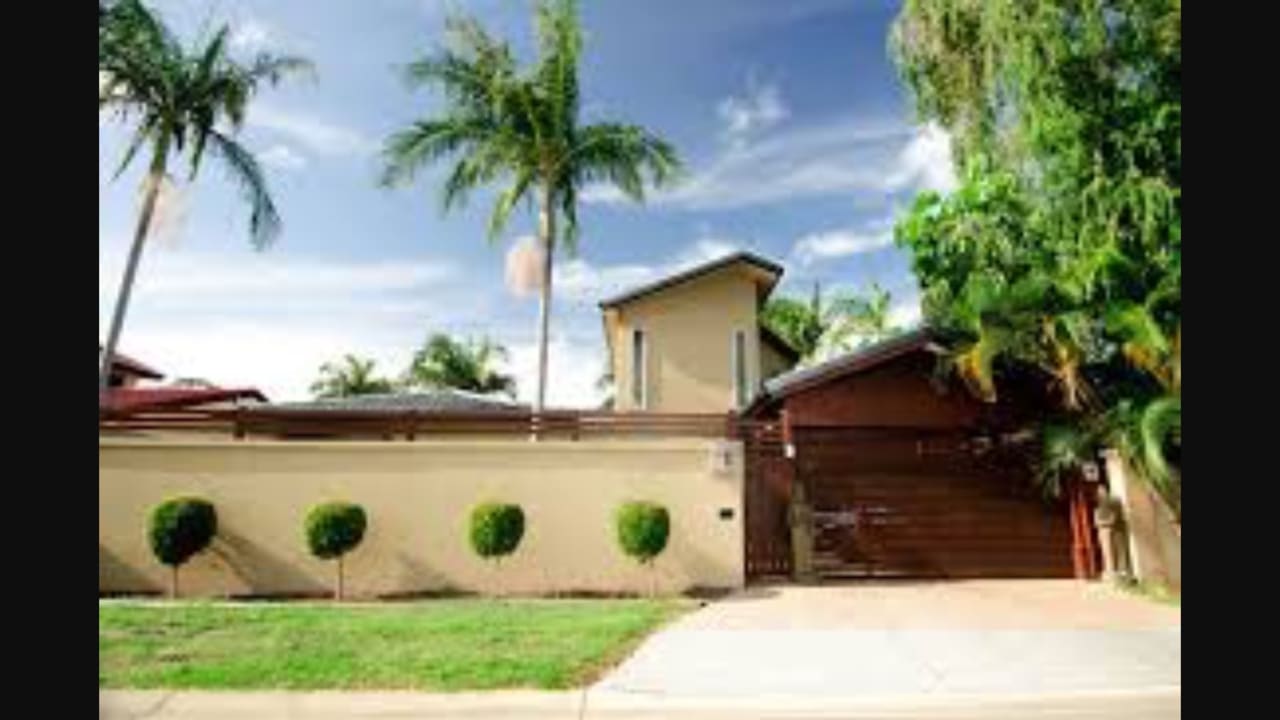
top-left (100, 687), bottom-right (1181, 719)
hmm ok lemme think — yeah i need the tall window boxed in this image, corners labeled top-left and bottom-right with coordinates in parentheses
top-left (733, 329), bottom-right (748, 409)
top-left (631, 328), bottom-right (647, 409)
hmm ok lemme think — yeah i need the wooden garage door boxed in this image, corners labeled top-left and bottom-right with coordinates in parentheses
top-left (797, 427), bottom-right (1074, 579)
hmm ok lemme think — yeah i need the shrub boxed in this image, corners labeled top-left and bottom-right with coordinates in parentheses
top-left (305, 502), bottom-right (367, 600)
top-left (615, 501), bottom-right (670, 565)
top-left (148, 496), bottom-right (217, 598)
top-left (469, 502), bottom-right (525, 561)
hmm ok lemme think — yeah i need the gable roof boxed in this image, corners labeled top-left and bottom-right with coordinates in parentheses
top-left (749, 327), bottom-right (940, 410)
top-left (101, 386), bottom-right (267, 413)
top-left (598, 251), bottom-right (784, 309)
top-left (264, 389), bottom-right (526, 414)
top-left (99, 346), bottom-right (164, 380)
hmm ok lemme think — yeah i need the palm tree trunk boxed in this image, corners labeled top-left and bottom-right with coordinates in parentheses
top-left (533, 182), bottom-right (556, 419)
top-left (99, 134), bottom-right (171, 397)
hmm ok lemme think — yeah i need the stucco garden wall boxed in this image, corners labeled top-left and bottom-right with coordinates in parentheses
top-left (100, 438), bottom-right (745, 598)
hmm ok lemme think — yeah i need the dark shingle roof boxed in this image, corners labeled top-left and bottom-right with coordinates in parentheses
top-left (760, 326), bottom-right (937, 398)
top-left (598, 251), bottom-right (784, 308)
top-left (265, 390), bottom-right (525, 414)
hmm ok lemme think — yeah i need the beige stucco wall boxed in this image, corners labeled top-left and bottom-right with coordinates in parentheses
top-left (1104, 450), bottom-right (1181, 590)
top-left (100, 438), bottom-right (745, 598)
top-left (608, 266), bottom-right (763, 413)
top-left (760, 338), bottom-right (795, 382)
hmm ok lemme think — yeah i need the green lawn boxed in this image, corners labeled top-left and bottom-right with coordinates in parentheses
top-left (99, 598), bottom-right (691, 690)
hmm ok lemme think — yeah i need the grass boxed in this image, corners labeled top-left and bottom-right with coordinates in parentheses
top-left (99, 598), bottom-right (691, 690)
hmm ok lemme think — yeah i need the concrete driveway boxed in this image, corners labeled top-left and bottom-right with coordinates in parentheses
top-left (594, 580), bottom-right (1181, 701)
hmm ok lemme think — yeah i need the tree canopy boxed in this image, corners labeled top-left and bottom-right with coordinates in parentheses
top-left (403, 334), bottom-right (516, 397)
top-left (891, 0), bottom-right (1180, 517)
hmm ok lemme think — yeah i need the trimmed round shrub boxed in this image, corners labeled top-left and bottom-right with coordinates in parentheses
top-left (469, 502), bottom-right (525, 560)
top-left (615, 501), bottom-right (670, 565)
top-left (148, 496), bottom-right (218, 567)
top-left (305, 502), bottom-right (368, 561)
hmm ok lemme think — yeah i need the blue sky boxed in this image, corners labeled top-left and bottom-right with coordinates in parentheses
top-left (98, 0), bottom-right (954, 405)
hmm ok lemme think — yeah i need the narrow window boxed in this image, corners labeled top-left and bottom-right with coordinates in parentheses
top-left (631, 328), bottom-right (647, 409)
top-left (733, 329), bottom-right (748, 408)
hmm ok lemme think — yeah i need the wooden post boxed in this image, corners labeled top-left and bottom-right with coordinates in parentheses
top-left (1068, 478), bottom-right (1087, 579)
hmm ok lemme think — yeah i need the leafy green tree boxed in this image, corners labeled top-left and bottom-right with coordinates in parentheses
top-left (148, 497), bottom-right (217, 598)
top-left (310, 355), bottom-right (396, 399)
top-left (98, 0), bottom-right (312, 394)
top-left (403, 334), bottom-right (516, 397)
top-left (304, 502), bottom-right (368, 601)
top-left (891, 0), bottom-right (1180, 519)
top-left (762, 282), bottom-right (900, 363)
top-left (381, 0), bottom-right (681, 415)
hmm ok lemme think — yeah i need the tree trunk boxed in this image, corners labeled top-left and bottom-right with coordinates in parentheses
top-left (336, 556), bottom-right (344, 602)
top-left (170, 565), bottom-right (179, 600)
top-left (533, 182), bottom-right (556, 424)
top-left (99, 134), bottom-right (171, 397)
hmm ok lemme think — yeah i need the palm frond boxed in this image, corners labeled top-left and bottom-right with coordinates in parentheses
top-left (245, 53), bottom-right (316, 86)
top-left (380, 118), bottom-right (498, 187)
top-left (208, 131), bottom-right (280, 249)
top-left (570, 122), bottom-right (681, 201)
top-left (113, 115), bottom-right (162, 180)
top-left (535, 0), bottom-right (582, 141)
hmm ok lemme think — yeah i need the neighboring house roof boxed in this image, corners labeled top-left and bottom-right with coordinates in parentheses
top-left (597, 251), bottom-right (785, 309)
top-left (99, 345), bottom-right (164, 380)
top-left (101, 386), bottom-right (268, 413)
top-left (749, 326), bottom-right (939, 410)
top-left (265, 390), bottom-right (526, 414)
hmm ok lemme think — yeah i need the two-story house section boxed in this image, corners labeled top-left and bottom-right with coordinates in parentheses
top-left (599, 252), bottom-right (800, 413)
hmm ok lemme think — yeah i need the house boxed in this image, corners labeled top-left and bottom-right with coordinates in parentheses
top-left (594, 255), bottom-right (1091, 581)
top-left (98, 347), bottom-right (267, 414)
top-left (599, 252), bottom-right (800, 413)
top-left (100, 345), bottom-right (163, 388)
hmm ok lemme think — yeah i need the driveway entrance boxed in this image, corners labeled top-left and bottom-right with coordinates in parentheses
top-left (595, 581), bottom-right (1180, 700)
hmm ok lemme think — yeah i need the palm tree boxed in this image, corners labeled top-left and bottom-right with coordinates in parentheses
top-left (762, 282), bottom-right (899, 363)
top-left (820, 283), bottom-right (896, 358)
top-left (381, 0), bottom-right (680, 415)
top-left (403, 334), bottom-right (516, 396)
top-left (98, 0), bottom-right (312, 395)
top-left (310, 355), bottom-right (395, 399)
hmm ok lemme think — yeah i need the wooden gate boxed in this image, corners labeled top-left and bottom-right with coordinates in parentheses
top-left (741, 420), bottom-right (792, 579)
top-left (795, 426), bottom-right (1075, 579)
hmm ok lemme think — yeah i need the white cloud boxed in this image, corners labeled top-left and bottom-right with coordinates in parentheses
top-left (99, 240), bottom-right (463, 401)
top-left (889, 296), bottom-right (923, 329)
top-left (583, 119), bottom-right (956, 210)
top-left (112, 323), bottom-right (412, 404)
top-left (230, 19), bottom-right (273, 51)
top-left (718, 76), bottom-right (789, 148)
top-left (553, 236), bottom-right (742, 302)
top-left (100, 250), bottom-right (455, 301)
top-left (259, 144), bottom-right (308, 171)
top-left (249, 105), bottom-right (377, 157)
top-left (793, 228), bottom-right (893, 265)
top-left (505, 335), bottom-right (606, 409)
top-left (881, 122), bottom-right (957, 194)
